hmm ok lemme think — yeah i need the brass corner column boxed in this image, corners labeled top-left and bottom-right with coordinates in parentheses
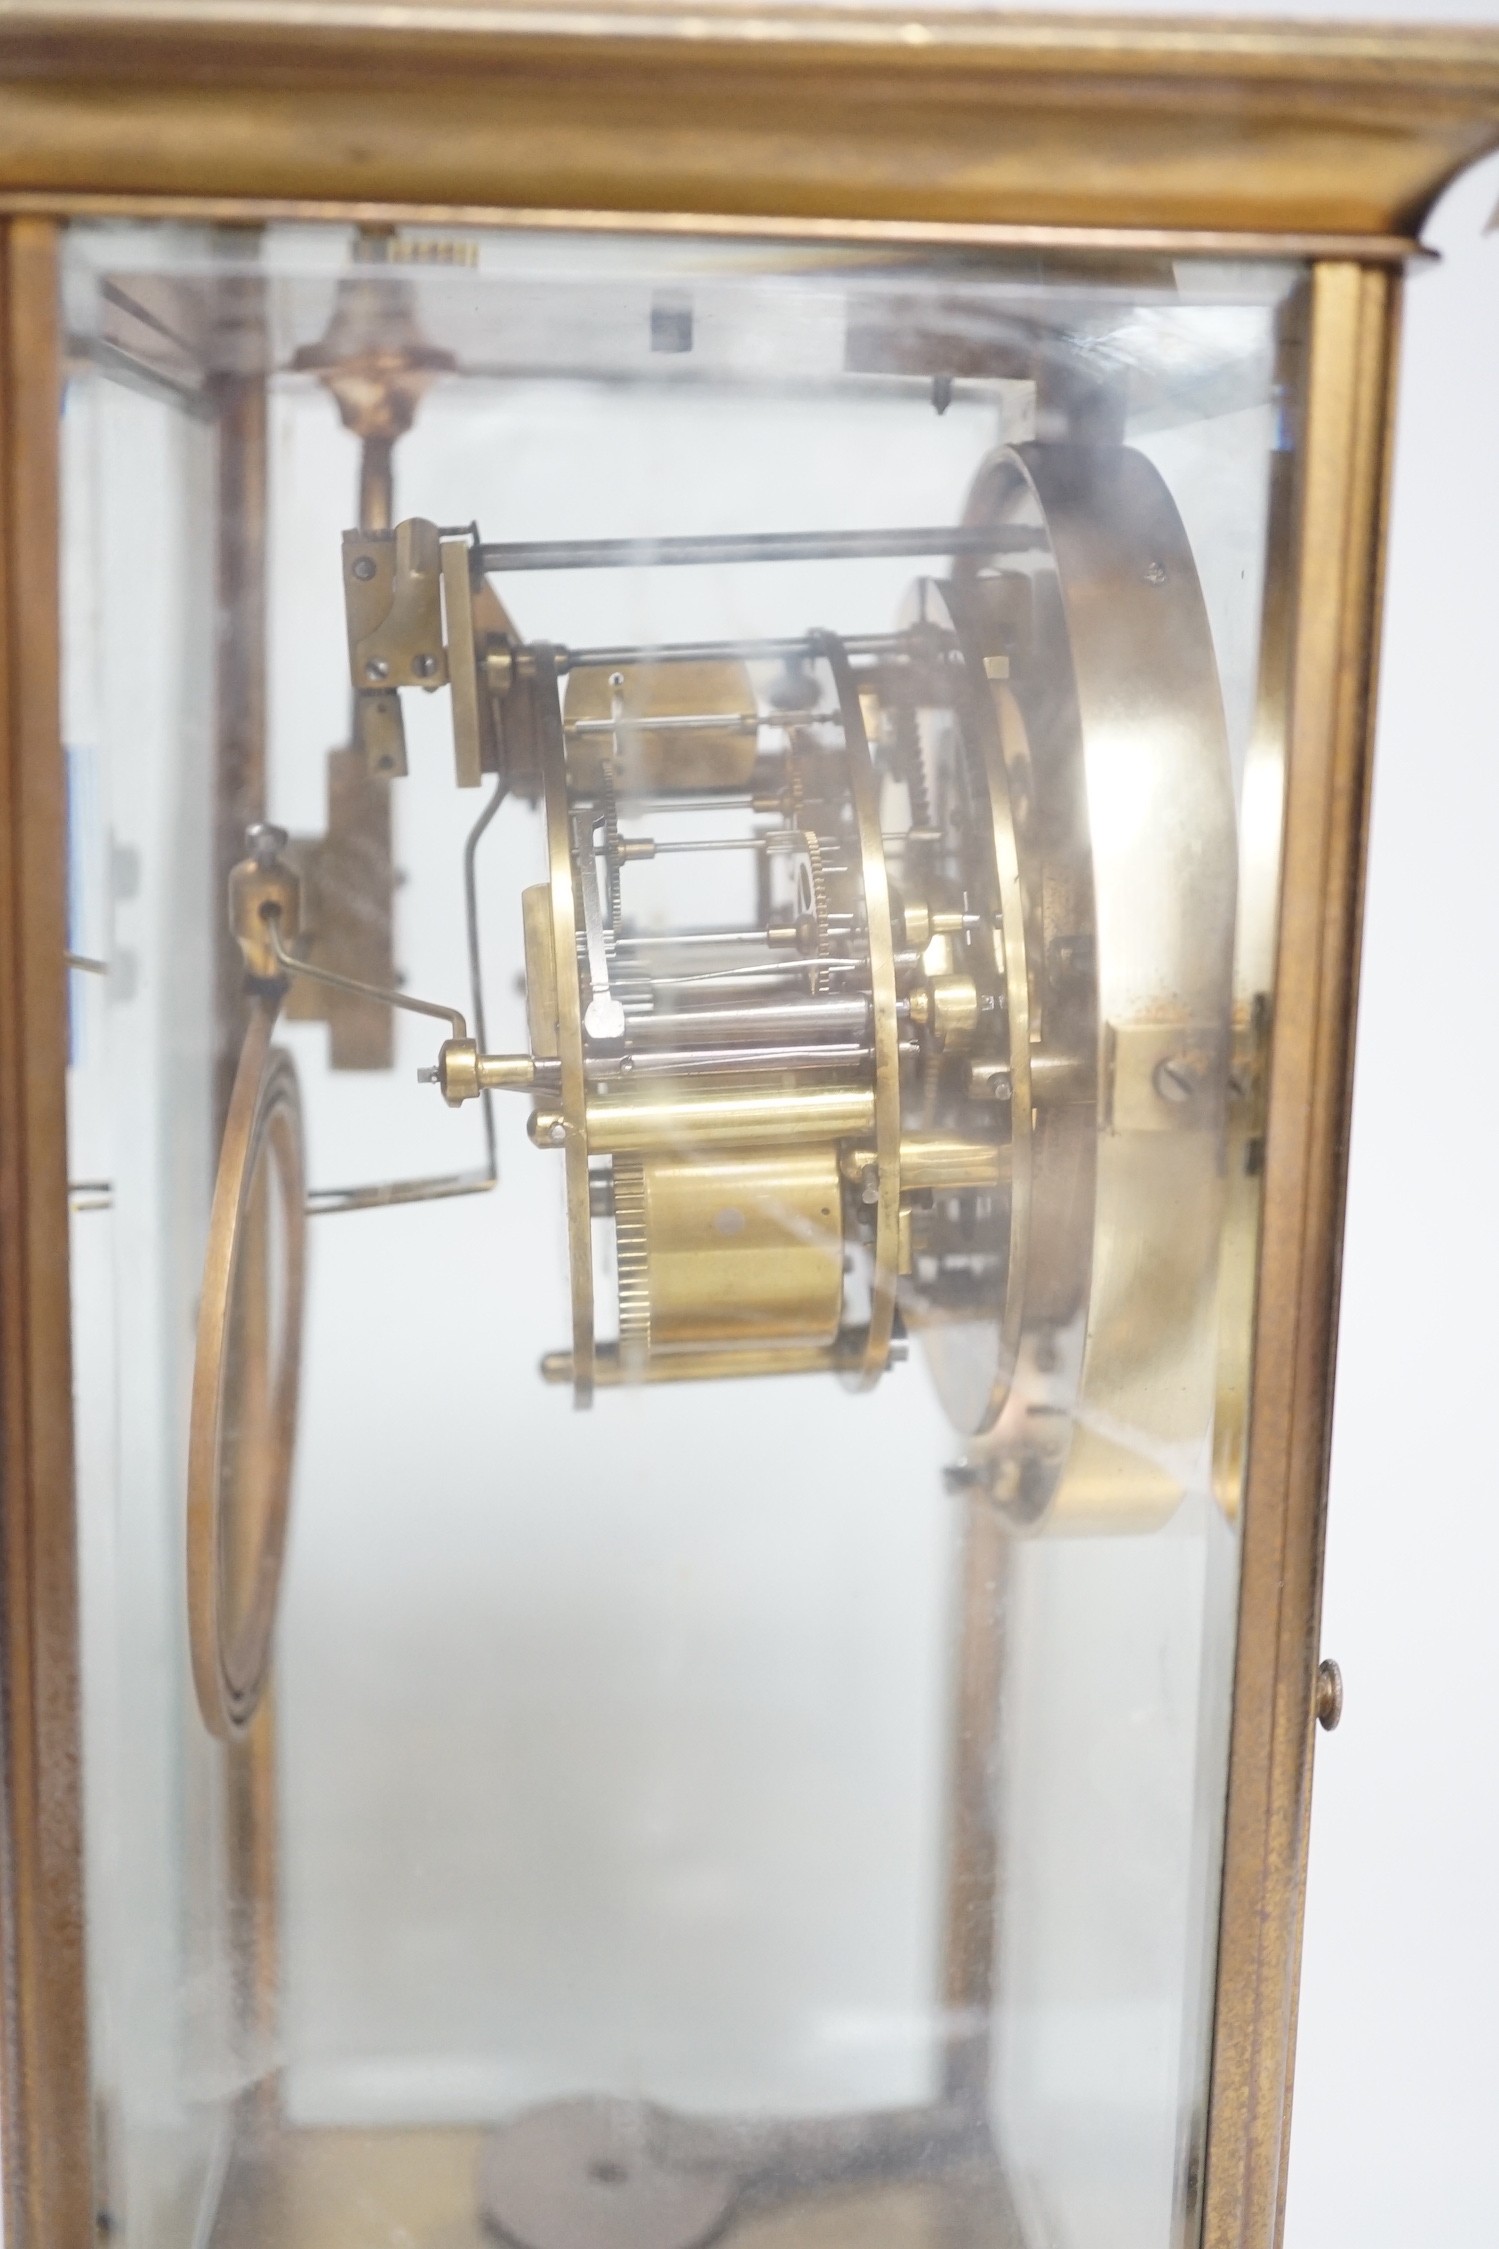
top-left (0, 212), bottom-right (94, 2249)
top-left (1201, 258), bottom-right (1399, 2249)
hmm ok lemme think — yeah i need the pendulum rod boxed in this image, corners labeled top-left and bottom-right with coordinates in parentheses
top-left (476, 524), bottom-right (1037, 572)
top-left (556, 627), bottom-right (952, 671)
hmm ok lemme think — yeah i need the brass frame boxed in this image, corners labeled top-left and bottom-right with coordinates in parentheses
top-left (0, 10), bottom-right (1477, 2249)
top-left (1, 9), bottom-right (1499, 240)
top-left (0, 212), bottom-right (93, 2249)
top-left (1202, 260), bottom-right (1397, 2249)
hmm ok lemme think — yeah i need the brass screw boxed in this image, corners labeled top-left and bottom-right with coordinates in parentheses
top-left (1315, 1657), bottom-right (1343, 1731)
top-left (245, 822), bottom-right (288, 865)
top-left (1154, 1054), bottom-right (1198, 1104)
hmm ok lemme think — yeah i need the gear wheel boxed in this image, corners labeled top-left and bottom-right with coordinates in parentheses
top-left (799, 829), bottom-right (831, 995)
top-left (612, 1155), bottom-right (651, 1368)
top-left (892, 700), bottom-right (934, 834)
top-left (600, 768), bottom-right (623, 929)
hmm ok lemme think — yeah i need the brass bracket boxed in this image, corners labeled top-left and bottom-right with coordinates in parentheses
top-left (343, 515), bottom-right (446, 776)
top-left (344, 515), bottom-right (448, 691)
top-left (343, 516), bottom-right (518, 787)
top-left (228, 825), bottom-right (301, 984)
top-left (1106, 1020), bottom-right (1228, 1133)
top-left (284, 748), bottom-right (398, 1070)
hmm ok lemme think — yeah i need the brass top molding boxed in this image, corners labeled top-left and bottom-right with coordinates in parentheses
top-left (0, 2), bottom-right (1497, 72)
top-left (0, 6), bottom-right (1498, 241)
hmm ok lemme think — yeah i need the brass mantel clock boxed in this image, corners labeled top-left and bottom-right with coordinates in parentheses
top-left (0, 11), bottom-right (1494, 2249)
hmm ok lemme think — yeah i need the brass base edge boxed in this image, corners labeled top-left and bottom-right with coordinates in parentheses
top-left (0, 213), bottom-right (96, 2249)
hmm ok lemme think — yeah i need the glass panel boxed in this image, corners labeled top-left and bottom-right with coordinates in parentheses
top-left (62, 219), bottom-right (1301, 2249)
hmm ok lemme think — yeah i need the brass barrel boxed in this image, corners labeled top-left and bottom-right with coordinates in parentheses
top-left (616, 1147), bottom-right (845, 1351)
top-left (843, 1134), bottom-right (1009, 1193)
top-left (572, 1084), bottom-right (875, 1155)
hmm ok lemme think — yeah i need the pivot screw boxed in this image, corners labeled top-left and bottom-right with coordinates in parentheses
top-left (365, 657), bottom-right (390, 683)
top-left (352, 555), bottom-right (377, 581)
top-left (1154, 1055), bottom-right (1199, 1104)
top-left (244, 822), bottom-right (288, 865)
top-left (969, 1062), bottom-right (1012, 1103)
top-left (1316, 1658), bottom-right (1344, 1731)
top-left (413, 654), bottom-right (438, 679)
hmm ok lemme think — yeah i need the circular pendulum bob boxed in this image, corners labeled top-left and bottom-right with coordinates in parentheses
top-left (187, 835), bottom-right (309, 1741)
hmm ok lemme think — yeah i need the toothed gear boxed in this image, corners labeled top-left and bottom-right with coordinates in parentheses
top-left (601, 770), bottom-right (623, 929)
top-left (893, 701), bottom-right (934, 834)
top-left (613, 1155), bottom-right (651, 1364)
top-left (801, 829), bottom-right (832, 995)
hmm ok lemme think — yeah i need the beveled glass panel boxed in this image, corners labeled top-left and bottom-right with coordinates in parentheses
top-left (62, 218), bottom-right (1302, 2249)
